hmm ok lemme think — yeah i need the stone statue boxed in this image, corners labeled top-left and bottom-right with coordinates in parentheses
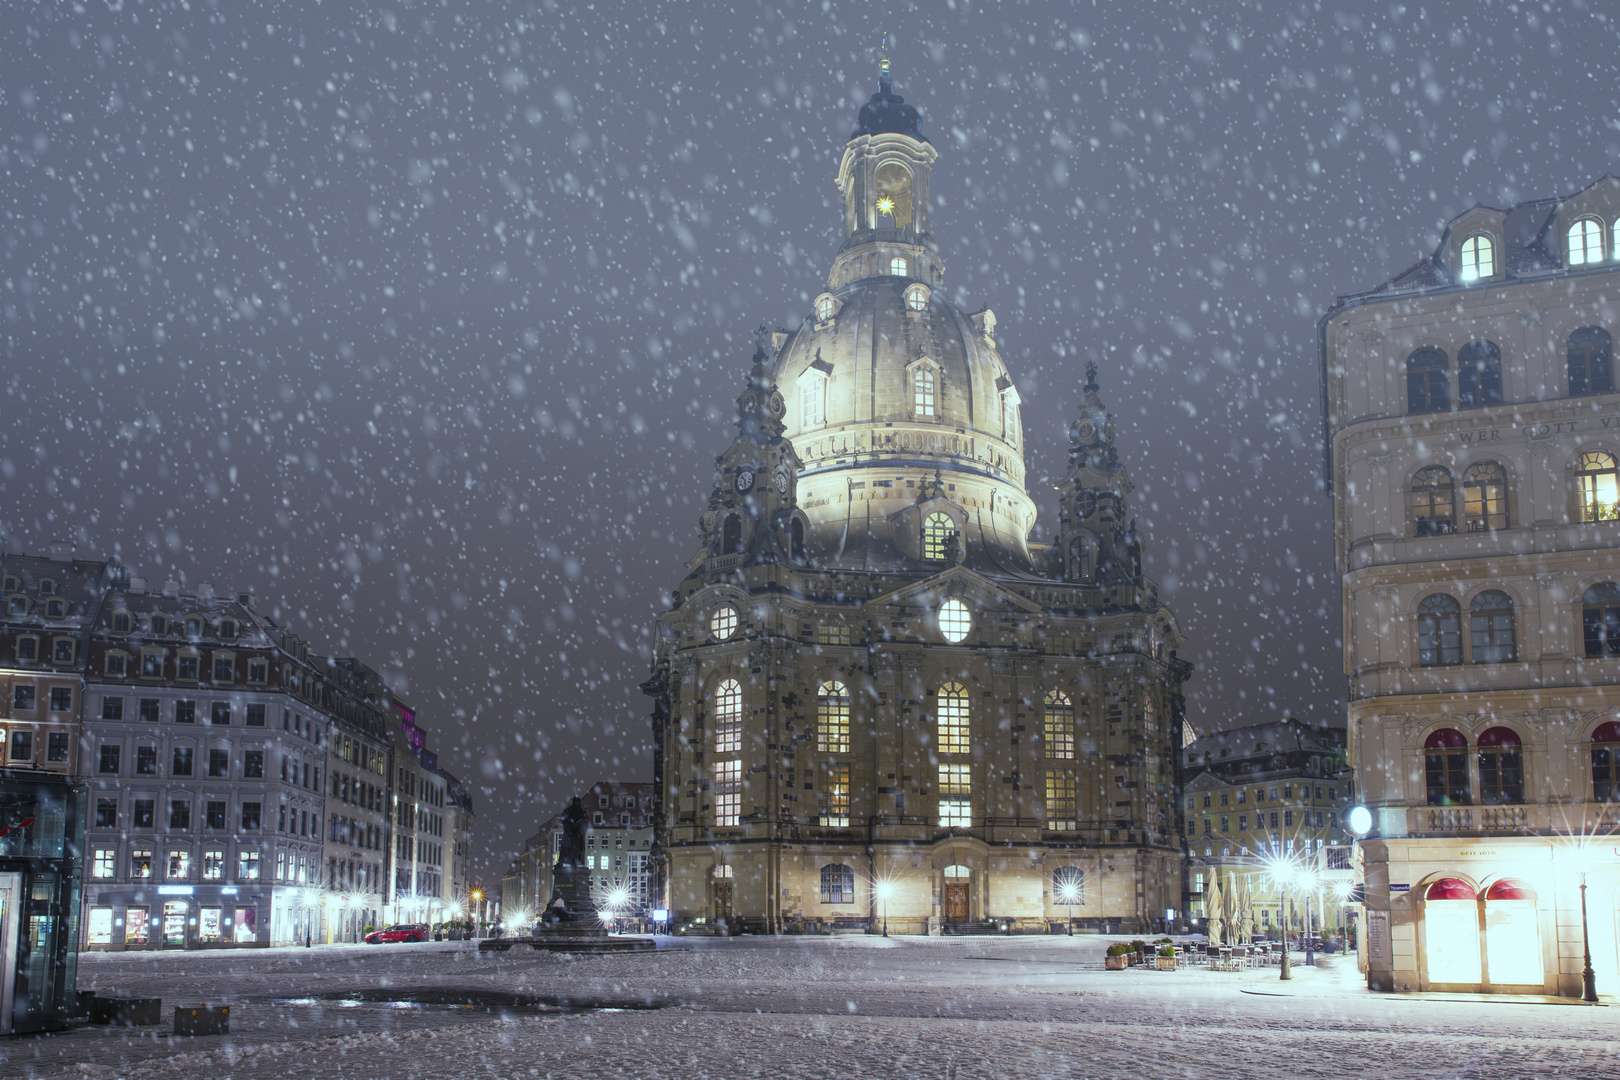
top-left (544, 796), bottom-right (596, 926)
top-left (557, 796), bottom-right (588, 867)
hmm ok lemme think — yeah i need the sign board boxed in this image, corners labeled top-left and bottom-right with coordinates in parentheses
top-left (156, 885), bottom-right (195, 896)
top-left (1389, 883), bottom-right (1410, 893)
top-left (1366, 909), bottom-right (1391, 967)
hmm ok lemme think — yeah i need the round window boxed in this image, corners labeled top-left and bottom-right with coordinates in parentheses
top-left (938, 598), bottom-right (972, 643)
top-left (709, 604), bottom-right (739, 641)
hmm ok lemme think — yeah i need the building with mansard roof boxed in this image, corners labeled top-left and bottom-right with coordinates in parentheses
top-left (1322, 175), bottom-right (1620, 996)
top-left (641, 54), bottom-right (1192, 935)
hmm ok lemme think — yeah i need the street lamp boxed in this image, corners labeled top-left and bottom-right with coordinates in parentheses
top-left (1579, 871), bottom-right (1600, 1004)
top-left (1296, 864), bottom-right (1320, 967)
top-left (1056, 880), bottom-right (1081, 936)
top-left (873, 881), bottom-right (894, 937)
top-left (1265, 857), bottom-right (1294, 981)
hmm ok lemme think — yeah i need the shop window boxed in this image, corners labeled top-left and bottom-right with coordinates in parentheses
top-left (1423, 878), bottom-right (1482, 985)
top-left (1424, 728), bottom-right (1470, 805)
top-left (1476, 727), bottom-right (1524, 805)
top-left (1483, 878), bottom-right (1543, 986)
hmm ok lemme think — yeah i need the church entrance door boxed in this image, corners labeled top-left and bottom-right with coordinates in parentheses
top-left (943, 883), bottom-right (970, 924)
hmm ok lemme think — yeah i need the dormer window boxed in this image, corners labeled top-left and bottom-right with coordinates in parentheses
top-left (2, 576), bottom-right (16, 591)
top-left (219, 618), bottom-right (238, 639)
top-left (45, 599), bottom-right (65, 618)
top-left (39, 580), bottom-right (55, 595)
top-left (923, 512), bottom-right (958, 561)
top-left (185, 616), bottom-right (202, 639)
top-left (112, 611), bottom-right (132, 633)
top-left (1569, 217), bottom-right (1605, 266)
top-left (150, 613), bottom-right (168, 635)
top-left (890, 256), bottom-right (907, 278)
top-left (904, 284), bottom-right (929, 312)
top-left (7, 596), bottom-right (26, 615)
top-left (815, 295), bottom-right (836, 321)
top-left (1459, 234), bottom-right (1495, 281)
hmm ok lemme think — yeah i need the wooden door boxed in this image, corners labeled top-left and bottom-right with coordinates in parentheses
top-left (943, 882), bottom-right (970, 924)
top-left (713, 881), bottom-right (735, 923)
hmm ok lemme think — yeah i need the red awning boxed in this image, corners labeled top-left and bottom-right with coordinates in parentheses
top-left (1484, 878), bottom-right (1536, 901)
top-left (1425, 877), bottom-right (1478, 901)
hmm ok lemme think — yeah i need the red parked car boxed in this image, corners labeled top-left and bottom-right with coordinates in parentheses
top-left (365, 923), bottom-right (430, 944)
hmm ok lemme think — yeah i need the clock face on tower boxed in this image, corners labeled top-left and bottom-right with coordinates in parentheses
top-left (735, 467), bottom-right (756, 494)
top-left (775, 468), bottom-right (790, 495)
top-left (1075, 419), bottom-right (1096, 443)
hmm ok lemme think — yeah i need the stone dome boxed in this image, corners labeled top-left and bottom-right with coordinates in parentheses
top-left (770, 276), bottom-right (1034, 572)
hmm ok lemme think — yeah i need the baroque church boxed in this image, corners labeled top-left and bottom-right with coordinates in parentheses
top-left (642, 54), bottom-right (1192, 934)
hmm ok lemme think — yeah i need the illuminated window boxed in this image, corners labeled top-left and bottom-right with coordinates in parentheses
top-left (819, 863), bottom-right (854, 903)
top-left (1592, 721), bottom-right (1620, 801)
top-left (92, 849), bottom-right (116, 879)
top-left (890, 256), bottom-right (908, 277)
top-left (1410, 467), bottom-right (1456, 536)
top-left (816, 624), bottom-right (852, 646)
top-left (1001, 389), bottom-right (1020, 446)
top-left (938, 764), bottom-right (972, 827)
top-left (1043, 689), bottom-right (1074, 759)
top-left (938, 598), bottom-right (971, 643)
top-left (1582, 583), bottom-right (1620, 657)
top-left (1568, 217), bottom-right (1604, 265)
top-left (713, 679), bottom-right (742, 753)
top-left (1417, 595), bottom-right (1462, 666)
top-left (1578, 451), bottom-right (1620, 522)
top-left (167, 848), bottom-right (191, 880)
top-left (936, 682), bottom-right (970, 753)
top-left (1568, 327), bottom-right (1613, 396)
top-left (905, 285), bottom-right (929, 312)
top-left (799, 369), bottom-right (827, 428)
top-left (922, 513), bottom-right (956, 561)
top-left (1456, 341), bottom-right (1502, 408)
top-left (914, 366), bottom-right (936, 417)
top-left (1425, 729), bottom-right (1470, 805)
top-left (203, 849), bottom-right (225, 881)
top-left (1406, 347), bottom-right (1449, 414)
top-left (1459, 234), bottom-right (1495, 280)
top-left (713, 760), bottom-right (740, 826)
top-left (131, 848), bottom-right (152, 879)
top-left (709, 605), bottom-right (739, 641)
top-left (819, 764), bottom-right (850, 827)
top-left (816, 680), bottom-right (850, 753)
top-left (1461, 462), bottom-right (1508, 532)
top-left (816, 295), bottom-right (836, 321)
top-left (1477, 727), bottom-right (1524, 805)
top-left (1045, 770), bottom-right (1077, 831)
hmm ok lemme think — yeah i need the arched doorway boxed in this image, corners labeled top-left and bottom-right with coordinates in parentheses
top-left (1482, 878), bottom-right (1542, 988)
top-left (1421, 878), bottom-right (1480, 986)
top-left (942, 864), bottom-right (970, 925)
top-left (710, 865), bottom-right (734, 928)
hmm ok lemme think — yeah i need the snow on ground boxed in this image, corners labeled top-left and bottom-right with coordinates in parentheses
top-left (6, 936), bottom-right (1615, 1079)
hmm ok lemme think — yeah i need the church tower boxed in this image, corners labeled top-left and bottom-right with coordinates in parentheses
top-left (645, 49), bottom-right (1192, 936)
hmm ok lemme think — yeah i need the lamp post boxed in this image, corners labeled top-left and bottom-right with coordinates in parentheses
top-left (1579, 872), bottom-right (1599, 1003)
top-left (1298, 865), bottom-right (1318, 967)
top-left (874, 881), bottom-right (893, 937)
top-left (1271, 863), bottom-right (1292, 982)
top-left (1057, 881), bottom-right (1080, 936)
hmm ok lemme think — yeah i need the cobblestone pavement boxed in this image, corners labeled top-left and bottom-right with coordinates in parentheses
top-left (4, 936), bottom-right (1614, 1079)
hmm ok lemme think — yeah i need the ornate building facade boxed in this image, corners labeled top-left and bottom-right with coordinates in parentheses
top-left (643, 58), bottom-right (1191, 934)
top-left (1323, 177), bottom-right (1620, 996)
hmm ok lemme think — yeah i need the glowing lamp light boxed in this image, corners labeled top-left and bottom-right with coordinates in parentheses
top-left (1057, 882), bottom-right (1081, 904)
top-left (1345, 806), bottom-right (1373, 838)
top-left (607, 888), bottom-right (630, 910)
top-left (873, 881), bottom-right (895, 902)
top-left (875, 197), bottom-right (896, 217)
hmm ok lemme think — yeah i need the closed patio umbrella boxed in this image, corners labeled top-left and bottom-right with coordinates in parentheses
top-left (1206, 877), bottom-right (1224, 947)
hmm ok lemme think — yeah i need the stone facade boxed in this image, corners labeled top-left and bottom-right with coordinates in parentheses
top-left (643, 62), bottom-right (1191, 936)
top-left (1323, 176), bottom-right (1620, 995)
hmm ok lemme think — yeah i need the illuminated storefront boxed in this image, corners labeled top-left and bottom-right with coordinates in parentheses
top-left (0, 772), bottom-right (85, 1034)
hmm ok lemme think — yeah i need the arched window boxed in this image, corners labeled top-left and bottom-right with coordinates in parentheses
top-left (1407, 347), bottom-right (1449, 414)
top-left (816, 295), bottom-right (836, 321)
top-left (1568, 217), bottom-right (1604, 266)
top-left (1417, 595), bottom-right (1462, 666)
top-left (1001, 390), bottom-right (1020, 446)
top-left (1461, 462), bottom-right (1509, 532)
top-left (890, 256), bottom-right (908, 277)
top-left (1410, 467), bottom-right (1456, 536)
top-left (1456, 341), bottom-right (1502, 408)
top-left (790, 518), bottom-right (806, 562)
top-left (150, 613), bottom-right (169, 635)
top-left (1424, 729), bottom-right (1471, 805)
top-left (799, 370), bottom-right (827, 429)
top-left (913, 366), bottom-right (936, 417)
top-left (1591, 720), bottom-right (1620, 801)
top-left (944, 864), bottom-right (970, 879)
top-left (1567, 327), bottom-right (1613, 396)
top-left (1068, 537), bottom-right (1093, 582)
top-left (1423, 877), bottom-right (1482, 985)
top-left (1577, 451), bottom-right (1620, 522)
top-left (185, 617), bottom-right (203, 639)
top-left (819, 864), bottom-right (855, 904)
top-left (922, 512), bottom-right (956, 561)
top-left (722, 514), bottom-right (743, 556)
top-left (713, 679), bottom-right (742, 754)
top-left (816, 680), bottom-right (850, 754)
top-left (1483, 878), bottom-right (1543, 986)
top-left (1582, 583), bottom-right (1620, 657)
top-left (1470, 591), bottom-right (1516, 664)
top-left (1477, 727), bottom-right (1524, 805)
top-left (936, 682), bottom-right (970, 754)
top-left (1043, 689), bottom-right (1074, 759)
top-left (1459, 234), bottom-right (1495, 281)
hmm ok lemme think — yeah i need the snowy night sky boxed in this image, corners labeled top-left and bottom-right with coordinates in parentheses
top-left (4, 0), bottom-right (1619, 877)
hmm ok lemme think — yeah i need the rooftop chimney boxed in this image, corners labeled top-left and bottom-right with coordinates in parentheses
top-left (129, 577), bottom-right (149, 595)
top-left (162, 579), bottom-right (180, 597)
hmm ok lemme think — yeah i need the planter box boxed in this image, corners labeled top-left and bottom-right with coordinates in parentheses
top-left (1105, 955), bottom-right (1128, 970)
top-left (174, 1005), bottom-right (230, 1036)
top-left (1157, 957), bottom-right (1177, 971)
top-left (448, 931), bottom-right (466, 941)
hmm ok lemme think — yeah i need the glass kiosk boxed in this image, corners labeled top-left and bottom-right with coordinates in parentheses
top-left (0, 773), bottom-right (85, 1034)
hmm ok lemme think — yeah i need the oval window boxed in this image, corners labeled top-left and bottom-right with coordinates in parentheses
top-left (938, 598), bottom-right (972, 643)
top-left (709, 605), bottom-right (739, 641)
